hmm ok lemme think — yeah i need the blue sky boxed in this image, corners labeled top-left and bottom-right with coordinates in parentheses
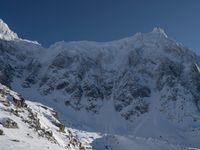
top-left (0, 0), bottom-right (200, 51)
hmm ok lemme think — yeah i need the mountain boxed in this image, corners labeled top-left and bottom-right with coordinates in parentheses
top-left (0, 19), bottom-right (200, 150)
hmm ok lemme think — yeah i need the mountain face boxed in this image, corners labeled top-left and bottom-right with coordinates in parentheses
top-left (0, 19), bottom-right (200, 150)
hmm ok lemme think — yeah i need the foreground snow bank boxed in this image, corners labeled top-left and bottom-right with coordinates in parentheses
top-left (0, 83), bottom-right (83, 150)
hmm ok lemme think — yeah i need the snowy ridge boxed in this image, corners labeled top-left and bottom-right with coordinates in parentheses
top-left (0, 19), bottom-right (18, 41)
top-left (0, 19), bottom-right (40, 45)
top-left (152, 27), bottom-right (168, 38)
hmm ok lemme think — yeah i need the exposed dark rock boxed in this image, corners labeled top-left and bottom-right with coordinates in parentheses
top-left (131, 86), bottom-right (151, 98)
top-left (45, 130), bottom-right (53, 137)
top-left (156, 59), bottom-right (182, 90)
top-left (128, 48), bottom-right (141, 66)
top-left (0, 129), bottom-right (4, 135)
top-left (10, 139), bottom-right (20, 142)
top-left (12, 95), bottom-right (27, 108)
top-left (56, 82), bottom-right (68, 90)
top-left (52, 121), bottom-right (65, 133)
top-left (1, 100), bottom-right (11, 107)
top-left (0, 118), bottom-right (18, 128)
top-left (51, 53), bottom-right (72, 68)
top-left (0, 63), bottom-right (13, 87)
top-left (82, 82), bottom-right (103, 99)
top-left (11, 109), bottom-right (19, 117)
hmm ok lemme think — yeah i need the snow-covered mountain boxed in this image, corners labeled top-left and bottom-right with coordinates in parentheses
top-left (0, 19), bottom-right (18, 41)
top-left (0, 19), bottom-right (200, 150)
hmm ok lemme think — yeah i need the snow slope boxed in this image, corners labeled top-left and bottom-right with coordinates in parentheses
top-left (0, 83), bottom-right (84, 150)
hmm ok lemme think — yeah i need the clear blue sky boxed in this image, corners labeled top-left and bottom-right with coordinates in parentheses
top-left (0, 0), bottom-right (200, 51)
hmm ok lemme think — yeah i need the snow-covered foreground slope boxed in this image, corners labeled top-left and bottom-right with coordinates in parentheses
top-left (1, 19), bottom-right (200, 149)
top-left (0, 83), bottom-right (84, 150)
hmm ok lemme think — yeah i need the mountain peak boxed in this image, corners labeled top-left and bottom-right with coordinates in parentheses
top-left (151, 27), bottom-right (168, 38)
top-left (0, 19), bottom-right (18, 41)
